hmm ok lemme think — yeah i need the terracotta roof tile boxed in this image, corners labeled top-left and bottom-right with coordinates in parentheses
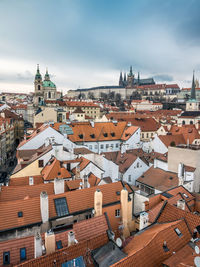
top-left (9, 175), bottom-right (43, 186)
top-left (112, 219), bottom-right (191, 267)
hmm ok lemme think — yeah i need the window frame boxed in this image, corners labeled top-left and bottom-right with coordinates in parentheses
top-left (20, 247), bottom-right (26, 262)
top-left (3, 251), bottom-right (10, 265)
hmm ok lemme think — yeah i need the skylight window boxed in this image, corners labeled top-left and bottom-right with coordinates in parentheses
top-left (18, 211), bottom-right (23, 218)
top-left (54, 197), bottom-right (69, 217)
top-left (56, 240), bottom-right (63, 249)
top-left (183, 193), bottom-right (189, 198)
top-left (174, 227), bottom-right (182, 237)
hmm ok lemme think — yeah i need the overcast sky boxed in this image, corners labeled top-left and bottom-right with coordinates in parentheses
top-left (0, 0), bottom-right (200, 93)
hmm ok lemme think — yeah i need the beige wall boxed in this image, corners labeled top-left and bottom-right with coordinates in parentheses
top-left (34, 107), bottom-right (57, 127)
top-left (168, 146), bottom-right (200, 173)
top-left (10, 160), bottom-right (43, 178)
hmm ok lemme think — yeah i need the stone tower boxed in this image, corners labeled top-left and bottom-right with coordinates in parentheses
top-left (127, 66), bottom-right (134, 87)
top-left (34, 64), bottom-right (44, 106)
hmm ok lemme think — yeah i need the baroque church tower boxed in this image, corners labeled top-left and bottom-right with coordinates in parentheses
top-left (33, 65), bottom-right (58, 106)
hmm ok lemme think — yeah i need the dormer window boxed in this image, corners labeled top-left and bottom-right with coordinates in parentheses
top-left (90, 134), bottom-right (95, 139)
top-left (18, 211), bottom-right (23, 218)
top-left (79, 134), bottom-right (83, 139)
top-left (111, 132), bottom-right (115, 137)
top-left (103, 133), bottom-right (108, 137)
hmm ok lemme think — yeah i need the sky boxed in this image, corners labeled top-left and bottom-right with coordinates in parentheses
top-left (0, 0), bottom-right (200, 93)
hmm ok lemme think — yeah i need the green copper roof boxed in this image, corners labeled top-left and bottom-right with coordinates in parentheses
top-left (42, 80), bottom-right (56, 88)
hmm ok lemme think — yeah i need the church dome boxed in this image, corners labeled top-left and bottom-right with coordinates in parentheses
top-left (42, 80), bottom-right (56, 88)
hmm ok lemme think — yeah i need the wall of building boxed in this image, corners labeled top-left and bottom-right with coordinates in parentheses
top-left (133, 191), bottom-right (149, 214)
top-left (151, 135), bottom-right (168, 154)
top-left (34, 107), bottom-right (57, 127)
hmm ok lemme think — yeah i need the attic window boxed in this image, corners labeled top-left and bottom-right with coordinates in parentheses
top-left (57, 172), bottom-right (61, 176)
top-left (174, 228), bottom-right (182, 237)
top-left (78, 134), bottom-right (83, 139)
top-left (90, 134), bottom-right (95, 138)
top-left (116, 191), bottom-right (120, 196)
top-left (163, 241), bottom-right (169, 252)
top-left (125, 133), bottom-right (129, 137)
top-left (169, 177), bottom-right (173, 180)
top-left (111, 132), bottom-right (115, 137)
top-left (18, 211), bottom-right (23, 217)
top-left (56, 240), bottom-right (63, 249)
top-left (103, 133), bottom-right (108, 137)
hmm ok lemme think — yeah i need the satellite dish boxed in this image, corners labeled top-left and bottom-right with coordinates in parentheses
top-left (116, 237), bottom-right (122, 248)
top-left (194, 256), bottom-right (200, 267)
top-left (196, 246), bottom-right (200, 255)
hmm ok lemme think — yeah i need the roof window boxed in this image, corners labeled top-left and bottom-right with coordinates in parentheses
top-left (103, 133), bottom-right (108, 137)
top-left (56, 240), bottom-right (63, 249)
top-left (174, 227), bottom-right (182, 237)
top-left (183, 193), bottom-right (189, 198)
top-left (90, 134), bottom-right (95, 139)
top-left (54, 197), bottom-right (69, 217)
top-left (78, 134), bottom-right (83, 139)
top-left (18, 211), bottom-right (23, 217)
top-left (111, 132), bottom-right (115, 137)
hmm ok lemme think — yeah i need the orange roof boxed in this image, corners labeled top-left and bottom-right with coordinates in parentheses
top-left (0, 183), bottom-right (54, 202)
top-left (66, 179), bottom-right (82, 190)
top-left (88, 173), bottom-right (101, 187)
top-left (121, 126), bottom-right (139, 140)
top-left (112, 219), bottom-right (191, 267)
top-left (159, 134), bottom-right (186, 147)
top-left (169, 125), bottom-right (200, 144)
top-left (41, 157), bottom-right (71, 181)
top-left (137, 166), bottom-right (179, 191)
top-left (9, 175), bottom-right (44, 186)
top-left (66, 101), bottom-right (99, 107)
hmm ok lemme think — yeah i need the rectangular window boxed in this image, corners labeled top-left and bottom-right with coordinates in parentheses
top-left (38, 160), bottom-right (44, 168)
top-left (115, 209), bottom-right (120, 217)
top-left (100, 144), bottom-right (104, 149)
top-left (174, 228), bottom-right (182, 237)
top-left (20, 248), bottom-right (26, 261)
top-left (89, 145), bottom-right (93, 149)
top-left (95, 145), bottom-right (98, 149)
top-left (106, 144), bottom-right (109, 148)
top-left (116, 143), bottom-right (119, 148)
top-left (128, 175), bottom-right (131, 182)
top-left (54, 197), bottom-right (69, 217)
top-left (56, 240), bottom-right (63, 249)
top-left (85, 214), bottom-right (92, 219)
top-left (3, 251), bottom-right (10, 265)
top-left (110, 144), bottom-right (114, 148)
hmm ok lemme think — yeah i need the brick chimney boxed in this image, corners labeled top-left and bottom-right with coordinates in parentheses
top-left (54, 178), bottom-right (65, 195)
top-left (45, 231), bottom-right (55, 254)
top-left (94, 189), bottom-right (102, 217)
top-left (68, 231), bottom-right (76, 246)
top-left (120, 188), bottom-right (130, 238)
top-left (40, 191), bottom-right (49, 223)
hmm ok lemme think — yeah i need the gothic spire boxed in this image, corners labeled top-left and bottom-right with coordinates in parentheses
top-left (129, 65), bottom-right (133, 76)
top-left (191, 70), bottom-right (196, 100)
top-left (137, 72), bottom-right (140, 84)
top-left (124, 72), bottom-right (126, 82)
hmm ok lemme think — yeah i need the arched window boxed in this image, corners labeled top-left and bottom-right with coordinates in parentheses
top-left (38, 85), bottom-right (40, 90)
top-left (48, 92), bottom-right (51, 99)
top-left (38, 97), bottom-right (41, 103)
top-left (190, 120), bottom-right (193, 125)
top-left (182, 120), bottom-right (185, 125)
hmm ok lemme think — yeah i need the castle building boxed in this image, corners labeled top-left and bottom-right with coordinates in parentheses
top-left (119, 66), bottom-right (155, 87)
top-left (33, 65), bottom-right (58, 106)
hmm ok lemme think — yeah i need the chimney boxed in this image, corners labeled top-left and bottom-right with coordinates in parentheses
top-left (82, 175), bottom-right (90, 189)
top-left (178, 163), bottom-right (184, 179)
top-left (75, 165), bottom-right (80, 180)
top-left (120, 188), bottom-right (130, 238)
top-left (121, 144), bottom-right (126, 154)
top-left (90, 121), bottom-right (94, 128)
top-left (68, 231), bottom-right (76, 246)
top-left (94, 189), bottom-right (103, 217)
top-left (34, 233), bottom-right (43, 258)
top-left (45, 231), bottom-right (55, 254)
top-left (177, 199), bottom-right (185, 210)
top-left (167, 124), bottom-right (171, 131)
top-left (54, 178), bottom-right (65, 195)
top-left (40, 191), bottom-right (49, 223)
top-left (139, 211), bottom-right (149, 230)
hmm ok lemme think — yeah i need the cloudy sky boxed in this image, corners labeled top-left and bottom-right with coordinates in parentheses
top-left (0, 0), bottom-right (200, 93)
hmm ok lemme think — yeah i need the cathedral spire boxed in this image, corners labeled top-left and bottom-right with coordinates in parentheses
top-left (119, 71), bottom-right (123, 86)
top-left (137, 72), bottom-right (140, 84)
top-left (124, 72), bottom-right (126, 82)
top-left (191, 70), bottom-right (196, 100)
top-left (44, 67), bottom-right (50, 81)
top-left (129, 66), bottom-right (133, 76)
top-left (35, 64), bottom-right (42, 80)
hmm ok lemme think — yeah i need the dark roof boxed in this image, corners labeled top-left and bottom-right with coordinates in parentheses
top-left (180, 111), bottom-right (200, 117)
top-left (92, 241), bottom-right (127, 267)
top-left (77, 86), bottom-right (125, 92)
top-left (135, 78), bottom-right (155, 85)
